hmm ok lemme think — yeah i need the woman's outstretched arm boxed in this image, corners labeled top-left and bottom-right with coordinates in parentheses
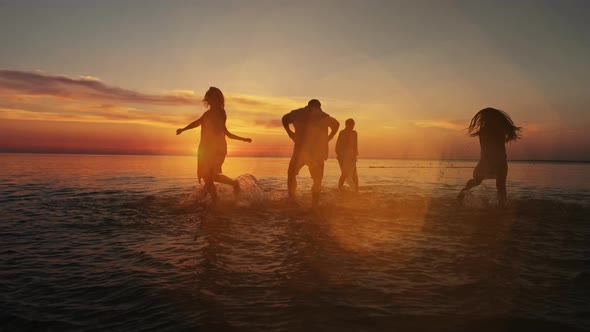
top-left (176, 117), bottom-right (203, 135)
top-left (224, 127), bottom-right (252, 143)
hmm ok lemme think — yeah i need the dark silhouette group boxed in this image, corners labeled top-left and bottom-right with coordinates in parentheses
top-left (178, 87), bottom-right (521, 208)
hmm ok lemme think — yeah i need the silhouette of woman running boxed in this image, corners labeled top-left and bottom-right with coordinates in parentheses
top-left (177, 87), bottom-right (251, 203)
top-left (458, 107), bottom-right (521, 207)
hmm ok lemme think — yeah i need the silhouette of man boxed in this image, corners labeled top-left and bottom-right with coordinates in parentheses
top-left (282, 99), bottom-right (339, 206)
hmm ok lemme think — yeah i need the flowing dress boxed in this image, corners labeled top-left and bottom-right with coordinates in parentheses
top-left (197, 108), bottom-right (227, 182)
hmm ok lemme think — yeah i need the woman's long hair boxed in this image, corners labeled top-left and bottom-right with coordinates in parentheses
top-left (468, 107), bottom-right (522, 142)
top-left (203, 87), bottom-right (225, 109)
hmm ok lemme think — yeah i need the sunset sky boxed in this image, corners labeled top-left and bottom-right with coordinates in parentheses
top-left (0, 0), bottom-right (589, 160)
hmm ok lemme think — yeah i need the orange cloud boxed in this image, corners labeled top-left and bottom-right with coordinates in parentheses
top-left (0, 70), bottom-right (197, 105)
top-left (0, 70), bottom-right (303, 133)
top-left (0, 106), bottom-right (188, 127)
top-left (253, 118), bottom-right (283, 128)
top-left (413, 120), bottom-right (466, 131)
top-left (2, 69), bottom-right (587, 160)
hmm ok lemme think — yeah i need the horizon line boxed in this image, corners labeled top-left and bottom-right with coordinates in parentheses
top-left (1, 151), bottom-right (589, 163)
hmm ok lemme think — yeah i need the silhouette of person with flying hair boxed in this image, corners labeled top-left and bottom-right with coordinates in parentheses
top-left (336, 118), bottom-right (359, 192)
top-left (457, 107), bottom-right (521, 207)
top-left (177, 87), bottom-right (252, 203)
top-left (282, 99), bottom-right (339, 207)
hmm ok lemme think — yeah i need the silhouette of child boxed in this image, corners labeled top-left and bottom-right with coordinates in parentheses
top-left (177, 87), bottom-right (252, 203)
top-left (458, 107), bottom-right (521, 207)
top-left (336, 118), bottom-right (359, 192)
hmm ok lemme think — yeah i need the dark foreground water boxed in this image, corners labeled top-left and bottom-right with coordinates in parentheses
top-left (1, 154), bottom-right (589, 331)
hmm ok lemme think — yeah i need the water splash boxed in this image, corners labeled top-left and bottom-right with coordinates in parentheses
top-left (461, 191), bottom-right (492, 208)
top-left (235, 174), bottom-right (265, 207)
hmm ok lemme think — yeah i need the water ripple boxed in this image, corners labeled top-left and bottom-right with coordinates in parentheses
top-left (1, 167), bottom-right (589, 331)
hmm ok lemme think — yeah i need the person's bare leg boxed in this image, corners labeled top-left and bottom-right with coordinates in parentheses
top-left (287, 158), bottom-right (299, 203)
top-left (337, 159), bottom-right (346, 190)
top-left (311, 178), bottom-right (321, 207)
top-left (496, 176), bottom-right (507, 208)
top-left (204, 177), bottom-right (218, 203)
top-left (310, 162), bottom-right (324, 208)
top-left (338, 174), bottom-right (346, 190)
top-left (213, 174), bottom-right (240, 195)
top-left (457, 178), bottom-right (482, 202)
top-left (352, 164), bottom-right (359, 192)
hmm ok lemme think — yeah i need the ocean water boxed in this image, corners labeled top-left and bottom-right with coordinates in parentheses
top-left (1, 153), bottom-right (589, 331)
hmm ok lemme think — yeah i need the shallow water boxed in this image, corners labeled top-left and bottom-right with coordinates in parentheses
top-left (1, 154), bottom-right (589, 331)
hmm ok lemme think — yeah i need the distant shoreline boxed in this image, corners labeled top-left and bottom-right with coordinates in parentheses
top-left (1, 151), bottom-right (588, 163)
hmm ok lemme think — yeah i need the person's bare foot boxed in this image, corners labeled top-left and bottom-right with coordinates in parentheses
top-left (233, 181), bottom-right (240, 196)
top-left (287, 196), bottom-right (299, 208)
top-left (311, 194), bottom-right (320, 208)
top-left (195, 188), bottom-right (208, 202)
top-left (456, 191), bottom-right (465, 205)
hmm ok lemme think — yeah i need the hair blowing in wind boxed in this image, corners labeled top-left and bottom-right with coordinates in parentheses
top-left (468, 107), bottom-right (522, 142)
